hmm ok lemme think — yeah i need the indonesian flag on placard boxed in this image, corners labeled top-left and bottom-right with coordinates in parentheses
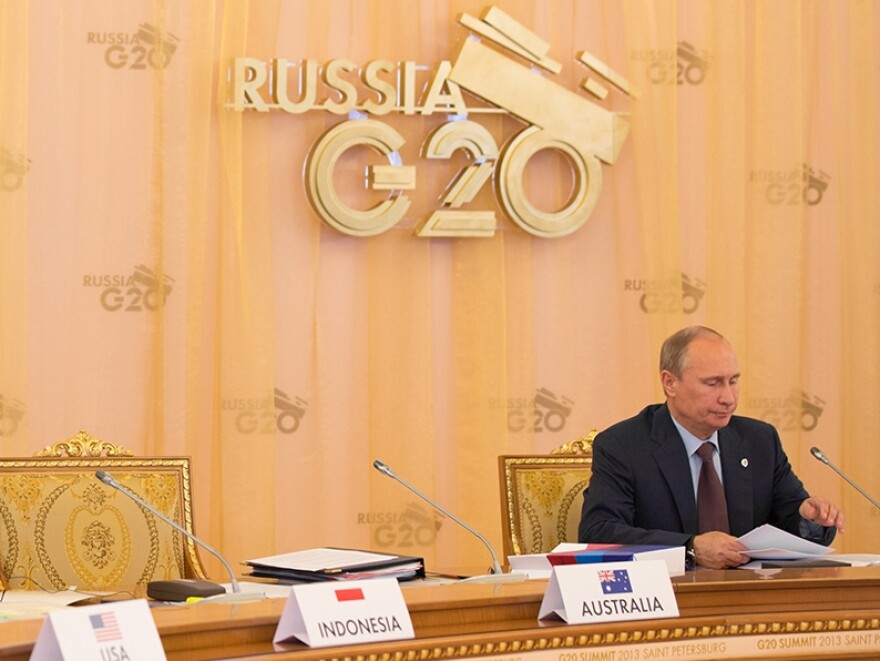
top-left (334, 587), bottom-right (365, 602)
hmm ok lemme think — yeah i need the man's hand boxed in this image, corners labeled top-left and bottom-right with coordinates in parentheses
top-left (693, 531), bottom-right (749, 569)
top-left (800, 497), bottom-right (846, 532)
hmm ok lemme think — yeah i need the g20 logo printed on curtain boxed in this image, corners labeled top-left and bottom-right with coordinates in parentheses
top-left (0, 395), bottom-right (26, 437)
top-left (83, 265), bottom-right (175, 312)
top-left (493, 387), bottom-right (575, 433)
top-left (632, 40), bottom-right (709, 86)
top-left (87, 23), bottom-right (180, 70)
top-left (1, 148), bottom-right (30, 192)
top-left (229, 5), bottom-right (634, 239)
top-left (625, 273), bottom-right (706, 314)
top-left (358, 502), bottom-right (443, 549)
top-left (751, 163), bottom-right (831, 207)
top-left (747, 390), bottom-right (825, 432)
top-left (222, 388), bottom-right (308, 435)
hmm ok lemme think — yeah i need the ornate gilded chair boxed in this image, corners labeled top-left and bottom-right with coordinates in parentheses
top-left (498, 430), bottom-right (596, 559)
top-left (0, 430), bottom-right (210, 591)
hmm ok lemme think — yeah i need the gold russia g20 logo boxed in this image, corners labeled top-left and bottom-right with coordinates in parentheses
top-left (229, 6), bottom-right (632, 239)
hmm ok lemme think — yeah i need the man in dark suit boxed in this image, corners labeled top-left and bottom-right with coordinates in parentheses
top-left (578, 326), bottom-right (844, 569)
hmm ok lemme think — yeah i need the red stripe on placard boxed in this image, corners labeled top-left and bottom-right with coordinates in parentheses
top-left (335, 588), bottom-right (365, 602)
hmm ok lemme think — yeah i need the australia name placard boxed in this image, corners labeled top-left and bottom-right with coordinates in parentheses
top-left (538, 560), bottom-right (679, 624)
top-left (274, 577), bottom-right (414, 648)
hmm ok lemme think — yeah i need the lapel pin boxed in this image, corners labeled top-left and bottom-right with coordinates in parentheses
top-left (741, 458), bottom-right (749, 468)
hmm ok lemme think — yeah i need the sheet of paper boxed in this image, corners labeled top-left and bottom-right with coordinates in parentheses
top-left (738, 524), bottom-right (833, 559)
top-left (830, 554), bottom-right (880, 566)
top-left (0, 589), bottom-right (100, 622)
top-left (742, 548), bottom-right (823, 560)
top-left (246, 548), bottom-right (397, 571)
top-left (507, 553), bottom-right (552, 579)
top-left (552, 543), bottom-right (589, 552)
top-left (218, 581), bottom-right (293, 599)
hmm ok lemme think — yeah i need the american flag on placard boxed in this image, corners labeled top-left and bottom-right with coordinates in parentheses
top-left (90, 612), bottom-right (122, 642)
top-left (598, 569), bottom-right (633, 594)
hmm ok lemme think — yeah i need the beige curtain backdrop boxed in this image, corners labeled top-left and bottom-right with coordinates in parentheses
top-left (2, 0), bottom-right (878, 577)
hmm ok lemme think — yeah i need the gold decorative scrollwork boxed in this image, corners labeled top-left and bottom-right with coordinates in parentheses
top-left (307, 616), bottom-right (880, 660)
top-left (33, 482), bottom-right (75, 590)
top-left (556, 479), bottom-right (589, 543)
top-left (144, 473), bottom-right (179, 516)
top-left (34, 430), bottom-right (134, 458)
top-left (523, 471), bottom-right (564, 515)
top-left (0, 498), bottom-right (18, 580)
top-left (80, 520), bottom-right (117, 569)
top-left (552, 429), bottom-right (597, 455)
top-left (519, 498), bottom-right (542, 553)
top-left (81, 483), bottom-right (108, 512)
top-left (0, 474), bottom-right (43, 521)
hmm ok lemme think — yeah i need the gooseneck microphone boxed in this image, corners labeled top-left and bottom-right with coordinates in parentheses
top-left (810, 447), bottom-right (880, 510)
top-left (95, 470), bottom-right (262, 602)
top-left (373, 459), bottom-right (526, 583)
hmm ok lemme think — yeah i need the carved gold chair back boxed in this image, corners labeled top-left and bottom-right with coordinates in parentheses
top-left (498, 430), bottom-right (596, 559)
top-left (0, 430), bottom-right (210, 591)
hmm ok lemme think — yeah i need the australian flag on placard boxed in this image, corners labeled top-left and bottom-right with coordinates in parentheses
top-left (598, 568), bottom-right (633, 594)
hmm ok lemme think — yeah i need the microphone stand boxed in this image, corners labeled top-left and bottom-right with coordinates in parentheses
top-left (810, 447), bottom-right (880, 510)
top-left (373, 460), bottom-right (527, 583)
top-left (96, 470), bottom-right (264, 603)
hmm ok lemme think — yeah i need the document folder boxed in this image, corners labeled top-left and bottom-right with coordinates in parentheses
top-left (546, 544), bottom-right (685, 576)
top-left (244, 547), bottom-right (425, 583)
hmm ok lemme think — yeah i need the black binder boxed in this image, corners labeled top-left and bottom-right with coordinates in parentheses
top-left (760, 558), bottom-right (851, 569)
top-left (244, 547), bottom-right (425, 583)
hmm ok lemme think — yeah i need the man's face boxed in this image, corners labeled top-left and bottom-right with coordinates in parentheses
top-left (661, 336), bottom-right (740, 439)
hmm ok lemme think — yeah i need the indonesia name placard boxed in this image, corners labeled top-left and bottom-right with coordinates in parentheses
top-left (273, 577), bottom-right (414, 648)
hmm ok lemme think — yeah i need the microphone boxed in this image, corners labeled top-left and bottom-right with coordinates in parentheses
top-left (95, 470), bottom-right (263, 602)
top-left (372, 459), bottom-right (526, 583)
top-left (810, 447), bottom-right (880, 510)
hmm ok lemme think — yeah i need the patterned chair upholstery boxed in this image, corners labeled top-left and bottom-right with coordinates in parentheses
top-left (497, 431), bottom-right (596, 559)
top-left (0, 430), bottom-right (210, 591)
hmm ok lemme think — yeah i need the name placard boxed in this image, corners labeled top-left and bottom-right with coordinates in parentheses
top-left (273, 577), bottom-right (415, 648)
top-left (538, 559), bottom-right (679, 624)
top-left (30, 599), bottom-right (166, 660)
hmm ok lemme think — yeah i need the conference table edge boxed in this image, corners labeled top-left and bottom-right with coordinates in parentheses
top-left (3, 567), bottom-right (880, 659)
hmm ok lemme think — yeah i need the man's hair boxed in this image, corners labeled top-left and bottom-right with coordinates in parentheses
top-left (659, 326), bottom-right (725, 377)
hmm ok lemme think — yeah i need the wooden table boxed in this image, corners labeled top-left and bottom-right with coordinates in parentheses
top-left (3, 567), bottom-right (880, 659)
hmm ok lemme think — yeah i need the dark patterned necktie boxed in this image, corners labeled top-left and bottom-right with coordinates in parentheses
top-left (697, 442), bottom-right (730, 533)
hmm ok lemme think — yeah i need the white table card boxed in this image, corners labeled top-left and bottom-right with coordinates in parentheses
top-left (273, 577), bottom-right (415, 648)
top-left (538, 560), bottom-right (679, 624)
top-left (30, 599), bottom-right (166, 660)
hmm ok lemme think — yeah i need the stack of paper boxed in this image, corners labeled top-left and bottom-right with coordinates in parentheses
top-left (738, 524), bottom-right (833, 560)
top-left (738, 524), bottom-right (845, 569)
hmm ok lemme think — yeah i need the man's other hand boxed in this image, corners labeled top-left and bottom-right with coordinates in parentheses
top-left (800, 496), bottom-right (845, 532)
top-left (693, 531), bottom-right (749, 569)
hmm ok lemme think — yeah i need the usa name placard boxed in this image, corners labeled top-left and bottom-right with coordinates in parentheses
top-left (30, 599), bottom-right (165, 661)
top-left (538, 560), bottom-right (679, 625)
top-left (273, 577), bottom-right (414, 648)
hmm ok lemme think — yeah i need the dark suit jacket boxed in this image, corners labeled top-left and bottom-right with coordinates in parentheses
top-left (578, 404), bottom-right (835, 547)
